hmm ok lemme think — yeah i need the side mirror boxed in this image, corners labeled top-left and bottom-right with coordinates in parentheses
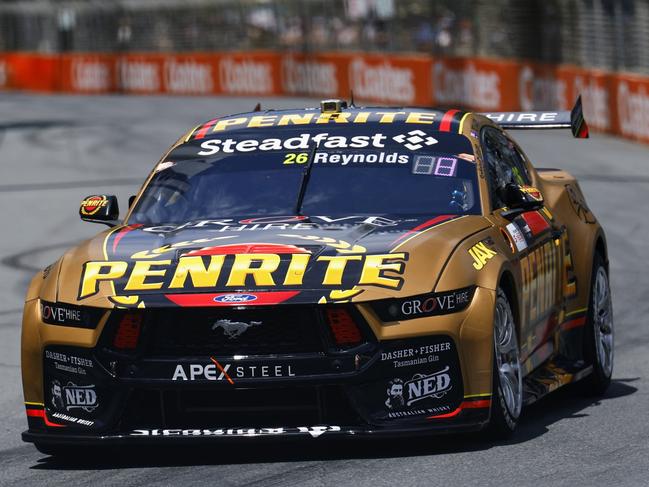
top-left (500, 184), bottom-right (544, 211)
top-left (79, 195), bottom-right (119, 226)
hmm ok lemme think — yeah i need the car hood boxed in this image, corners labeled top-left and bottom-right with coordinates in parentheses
top-left (54, 214), bottom-right (491, 308)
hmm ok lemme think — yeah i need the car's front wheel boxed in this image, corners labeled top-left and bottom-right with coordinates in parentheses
top-left (487, 288), bottom-right (523, 438)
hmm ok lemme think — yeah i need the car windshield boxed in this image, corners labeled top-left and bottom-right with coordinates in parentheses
top-left (129, 126), bottom-right (480, 225)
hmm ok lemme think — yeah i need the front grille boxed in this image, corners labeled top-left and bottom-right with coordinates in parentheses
top-left (143, 306), bottom-right (328, 356)
top-left (118, 386), bottom-right (362, 431)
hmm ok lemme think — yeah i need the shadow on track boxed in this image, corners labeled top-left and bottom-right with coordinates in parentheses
top-left (29, 379), bottom-right (638, 471)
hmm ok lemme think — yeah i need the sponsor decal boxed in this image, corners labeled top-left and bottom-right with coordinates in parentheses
top-left (154, 160), bottom-right (176, 173)
top-left (212, 318), bottom-right (262, 339)
top-left (468, 241), bottom-right (497, 270)
top-left (192, 111), bottom-right (438, 135)
top-left (79, 244), bottom-right (408, 299)
top-left (278, 234), bottom-right (366, 254)
top-left (140, 215), bottom-right (400, 233)
top-left (520, 239), bottom-right (559, 325)
top-left (130, 425), bottom-right (341, 438)
top-left (42, 264), bottom-right (54, 279)
top-left (197, 132), bottom-right (389, 156)
top-left (171, 362), bottom-right (296, 381)
top-left (380, 341), bottom-right (452, 369)
top-left (197, 130), bottom-right (441, 158)
top-left (392, 130), bottom-right (438, 151)
top-left (520, 186), bottom-right (543, 201)
top-left (130, 235), bottom-right (236, 259)
top-left (166, 291), bottom-right (299, 307)
top-left (41, 303), bottom-right (81, 324)
top-left (385, 367), bottom-right (452, 410)
top-left (373, 288), bottom-right (474, 322)
top-left (485, 111), bottom-right (561, 124)
top-left (45, 350), bottom-right (94, 376)
top-left (50, 380), bottom-right (98, 413)
top-left (40, 301), bottom-right (99, 328)
top-left (560, 230), bottom-right (578, 298)
top-left (50, 412), bottom-right (94, 427)
top-left (80, 195), bottom-right (108, 216)
top-left (565, 184), bottom-right (595, 224)
top-left (520, 211), bottom-right (550, 237)
top-left (347, 336), bottom-right (462, 421)
top-left (506, 222), bottom-right (528, 252)
top-left (213, 293), bottom-right (258, 304)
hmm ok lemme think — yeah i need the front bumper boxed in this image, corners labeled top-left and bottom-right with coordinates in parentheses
top-left (23, 287), bottom-right (497, 446)
top-left (24, 333), bottom-right (491, 445)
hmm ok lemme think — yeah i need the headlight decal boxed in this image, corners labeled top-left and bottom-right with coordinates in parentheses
top-left (371, 286), bottom-right (475, 322)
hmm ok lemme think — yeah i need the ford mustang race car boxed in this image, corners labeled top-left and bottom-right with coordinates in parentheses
top-left (21, 97), bottom-right (614, 455)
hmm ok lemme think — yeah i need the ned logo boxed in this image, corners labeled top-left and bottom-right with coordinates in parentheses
top-left (386, 366), bottom-right (452, 409)
top-left (51, 380), bottom-right (98, 413)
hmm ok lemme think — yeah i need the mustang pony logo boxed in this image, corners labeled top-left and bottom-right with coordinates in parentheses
top-left (212, 319), bottom-right (262, 339)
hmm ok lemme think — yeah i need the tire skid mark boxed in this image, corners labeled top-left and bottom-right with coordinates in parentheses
top-left (1, 241), bottom-right (77, 273)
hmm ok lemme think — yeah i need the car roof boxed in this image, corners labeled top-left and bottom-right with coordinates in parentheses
top-left (183, 105), bottom-right (473, 143)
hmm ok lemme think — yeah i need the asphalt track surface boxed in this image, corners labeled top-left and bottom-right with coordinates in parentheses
top-left (1, 94), bottom-right (648, 487)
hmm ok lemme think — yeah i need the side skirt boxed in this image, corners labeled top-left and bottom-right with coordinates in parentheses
top-left (522, 361), bottom-right (593, 406)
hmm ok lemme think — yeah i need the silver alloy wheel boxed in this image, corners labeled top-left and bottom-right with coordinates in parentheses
top-left (494, 295), bottom-right (523, 419)
top-left (593, 266), bottom-right (614, 377)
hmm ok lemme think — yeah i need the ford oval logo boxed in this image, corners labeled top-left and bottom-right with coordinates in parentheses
top-left (213, 294), bottom-right (258, 303)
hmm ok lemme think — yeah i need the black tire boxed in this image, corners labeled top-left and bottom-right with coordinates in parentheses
top-left (486, 288), bottom-right (523, 439)
top-left (580, 252), bottom-right (614, 396)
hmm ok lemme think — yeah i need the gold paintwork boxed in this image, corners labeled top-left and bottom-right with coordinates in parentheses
top-left (22, 111), bottom-right (605, 411)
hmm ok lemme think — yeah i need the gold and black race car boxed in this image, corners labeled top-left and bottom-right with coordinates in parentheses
top-left (21, 97), bottom-right (613, 454)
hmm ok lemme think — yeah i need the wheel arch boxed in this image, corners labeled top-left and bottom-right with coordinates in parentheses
top-left (497, 269), bottom-right (520, 339)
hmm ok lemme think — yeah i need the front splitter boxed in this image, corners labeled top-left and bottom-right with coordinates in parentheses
top-left (23, 417), bottom-right (489, 446)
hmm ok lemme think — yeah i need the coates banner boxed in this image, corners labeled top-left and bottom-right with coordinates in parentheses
top-left (518, 63), bottom-right (615, 133)
top-left (2, 50), bottom-right (649, 144)
top-left (59, 54), bottom-right (116, 93)
top-left (347, 53), bottom-right (430, 106)
top-left (216, 52), bottom-right (280, 96)
top-left (430, 57), bottom-right (520, 111)
top-left (281, 52), bottom-right (346, 98)
top-left (0, 54), bottom-right (7, 90)
top-left (613, 74), bottom-right (649, 143)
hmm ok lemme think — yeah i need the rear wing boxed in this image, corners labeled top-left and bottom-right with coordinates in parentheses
top-left (482, 96), bottom-right (589, 138)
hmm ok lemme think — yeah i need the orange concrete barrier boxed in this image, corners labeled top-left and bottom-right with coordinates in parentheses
top-left (1, 50), bottom-right (649, 144)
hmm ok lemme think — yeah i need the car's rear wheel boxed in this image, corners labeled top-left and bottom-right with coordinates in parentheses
top-left (487, 288), bottom-right (523, 438)
top-left (581, 252), bottom-right (614, 395)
